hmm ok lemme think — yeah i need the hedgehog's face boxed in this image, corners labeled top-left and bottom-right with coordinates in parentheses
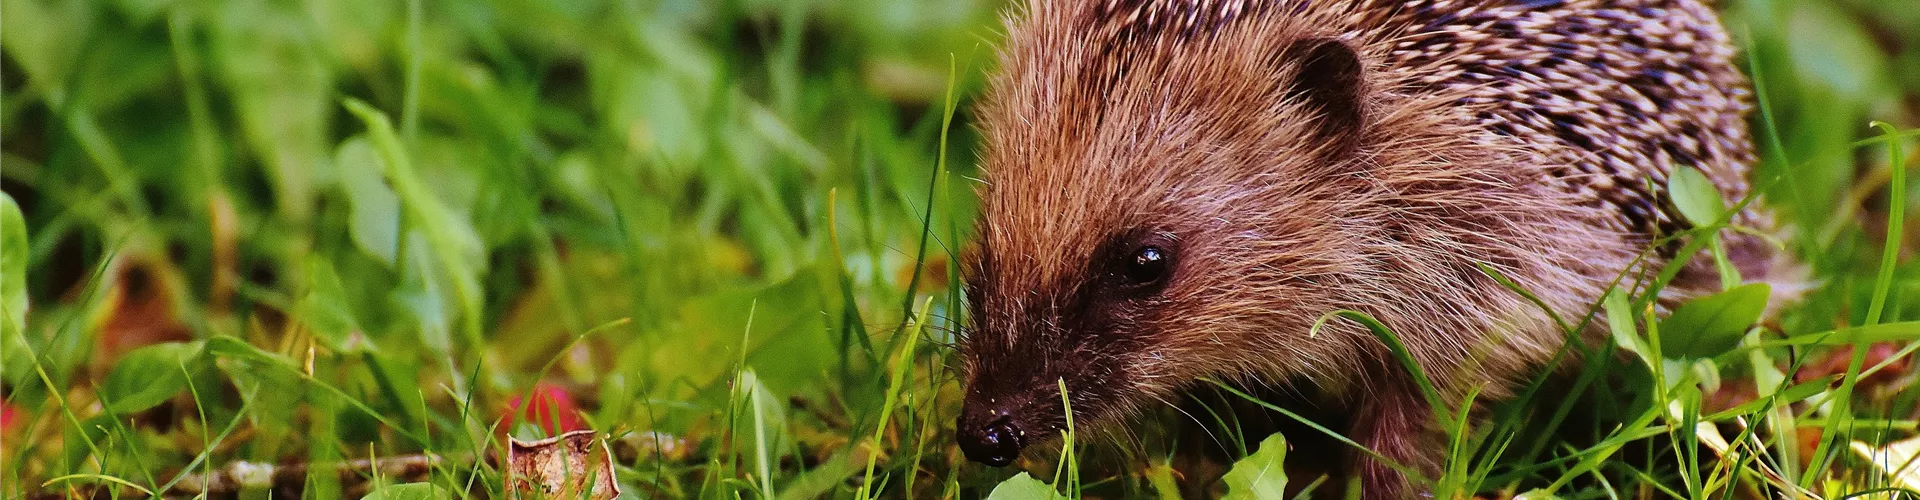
top-left (955, 225), bottom-right (1189, 465)
top-left (957, 14), bottom-right (1375, 464)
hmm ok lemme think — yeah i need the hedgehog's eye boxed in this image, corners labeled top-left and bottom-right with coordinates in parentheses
top-left (1118, 245), bottom-right (1173, 290)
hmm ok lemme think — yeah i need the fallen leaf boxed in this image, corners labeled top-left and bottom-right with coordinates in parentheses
top-left (96, 258), bottom-right (193, 364)
top-left (1798, 428), bottom-right (1825, 469)
top-left (1851, 434), bottom-right (1920, 492)
top-left (505, 430), bottom-right (620, 500)
top-left (1701, 377), bottom-right (1758, 415)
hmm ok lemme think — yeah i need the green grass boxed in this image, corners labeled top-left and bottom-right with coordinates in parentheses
top-left (2, 0), bottom-right (1919, 498)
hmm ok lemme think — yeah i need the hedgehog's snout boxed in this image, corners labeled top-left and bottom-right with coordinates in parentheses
top-left (957, 401), bottom-right (1029, 466)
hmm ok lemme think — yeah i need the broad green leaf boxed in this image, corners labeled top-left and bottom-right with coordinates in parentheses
top-left (1603, 288), bottom-right (1650, 362)
top-left (0, 0), bottom-right (89, 93)
top-left (206, 336), bottom-right (306, 441)
top-left (344, 98), bottom-right (485, 351)
top-left (775, 450), bottom-right (855, 500)
top-left (1659, 283), bottom-right (1771, 359)
top-left (214, 4), bottom-right (331, 221)
top-left (204, 335), bottom-right (279, 363)
top-left (1223, 433), bottom-right (1290, 500)
top-left (1, 192), bottom-right (25, 332)
top-left (333, 136), bottom-right (401, 266)
top-left (1783, 1), bottom-right (1895, 100)
top-left (111, 0), bottom-right (170, 24)
top-left (206, 335), bottom-right (424, 450)
top-left (985, 472), bottom-right (1067, 500)
top-left (101, 341), bottom-right (204, 414)
top-left (1, 192), bottom-right (30, 386)
top-left (392, 258), bottom-right (454, 354)
top-left (619, 272), bottom-right (836, 397)
top-left (299, 258), bottom-right (361, 350)
top-left (1668, 166), bottom-right (1725, 226)
top-left (1144, 463), bottom-right (1183, 500)
top-left (362, 482), bottom-right (450, 500)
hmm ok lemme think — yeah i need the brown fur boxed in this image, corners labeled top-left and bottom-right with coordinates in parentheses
top-left (958, 0), bottom-right (1799, 497)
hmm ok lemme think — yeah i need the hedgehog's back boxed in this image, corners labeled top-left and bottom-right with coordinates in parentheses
top-left (1358, 0), bottom-right (1800, 296)
top-left (1362, 0), bottom-right (1753, 238)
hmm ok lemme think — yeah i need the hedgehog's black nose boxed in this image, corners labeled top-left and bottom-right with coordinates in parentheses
top-left (958, 415), bottom-right (1025, 466)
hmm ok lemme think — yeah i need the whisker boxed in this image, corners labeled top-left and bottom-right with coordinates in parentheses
top-left (1150, 393), bottom-right (1230, 458)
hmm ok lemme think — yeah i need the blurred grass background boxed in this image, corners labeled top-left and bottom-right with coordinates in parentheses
top-left (1, 0), bottom-right (1917, 498)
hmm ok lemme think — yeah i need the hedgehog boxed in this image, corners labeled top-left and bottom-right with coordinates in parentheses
top-left (952, 0), bottom-right (1798, 496)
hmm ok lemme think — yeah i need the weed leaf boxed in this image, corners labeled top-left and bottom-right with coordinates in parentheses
top-left (102, 341), bottom-right (203, 414)
top-left (1603, 288), bottom-right (1650, 362)
top-left (1223, 433), bottom-right (1290, 500)
top-left (1, 192), bottom-right (30, 385)
top-left (333, 136), bottom-right (402, 266)
top-left (1659, 283), bottom-right (1770, 359)
top-left (777, 450), bottom-right (856, 500)
top-left (1, 192), bottom-right (25, 332)
top-left (205, 336), bottom-right (308, 438)
top-left (299, 258), bottom-right (361, 351)
top-left (1145, 463), bottom-right (1183, 500)
top-left (986, 472), bottom-right (1067, 500)
top-left (1669, 166), bottom-right (1726, 226)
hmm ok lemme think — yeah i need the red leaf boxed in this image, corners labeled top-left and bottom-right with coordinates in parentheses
top-left (506, 382), bottom-right (587, 434)
top-left (1794, 342), bottom-right (1911, 391)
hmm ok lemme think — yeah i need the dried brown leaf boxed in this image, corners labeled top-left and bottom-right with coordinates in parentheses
top-left (506, 430), bottom-right (620, 500)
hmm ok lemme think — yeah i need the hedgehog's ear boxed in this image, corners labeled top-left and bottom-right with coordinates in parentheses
top-left (1278, 37), bottom-right (1366, 159)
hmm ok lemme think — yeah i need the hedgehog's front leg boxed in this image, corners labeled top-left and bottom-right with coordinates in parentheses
top-left (1349, 381), bottom-right (1444, 499)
